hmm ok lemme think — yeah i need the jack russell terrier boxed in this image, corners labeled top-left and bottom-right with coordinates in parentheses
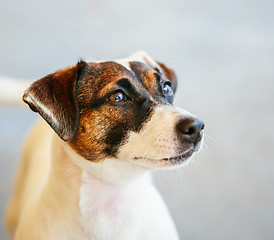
top-left (3, 51), bottom-right (204, 240)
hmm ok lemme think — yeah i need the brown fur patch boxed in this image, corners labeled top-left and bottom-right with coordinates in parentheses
top-left (129, 61), bottom-right (159, 94)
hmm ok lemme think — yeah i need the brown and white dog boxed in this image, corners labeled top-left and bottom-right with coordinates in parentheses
top-left (4, 51), bottom-right (204, 240)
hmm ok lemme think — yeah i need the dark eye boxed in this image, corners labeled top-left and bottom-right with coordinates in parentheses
top-left (163, 82), bottom-right (173, 95)
top-left (108, 91), bottom-right (126, 103)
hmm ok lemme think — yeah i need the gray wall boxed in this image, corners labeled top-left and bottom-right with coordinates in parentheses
top-left (1, 0), bottom-right (274, 239)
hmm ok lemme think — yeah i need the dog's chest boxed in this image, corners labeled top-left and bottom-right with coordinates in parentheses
top-left (79, 172), bottom-right (147, 240)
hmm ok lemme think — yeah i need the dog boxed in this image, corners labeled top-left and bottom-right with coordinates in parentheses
top-left (4, 51), bottom-right (204, 240)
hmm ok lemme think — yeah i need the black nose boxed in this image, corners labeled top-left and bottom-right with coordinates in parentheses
top-left (176, 118), bottom-right (205, 144)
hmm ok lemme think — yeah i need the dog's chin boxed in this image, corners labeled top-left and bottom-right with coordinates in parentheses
top-left (132, 149), bottom-right (195, 169)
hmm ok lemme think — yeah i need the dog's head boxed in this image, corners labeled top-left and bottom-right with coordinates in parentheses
top-left (23, 52), bottom-right (204, 172)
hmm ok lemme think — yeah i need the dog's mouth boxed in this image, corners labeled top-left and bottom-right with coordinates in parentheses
top-left (133, 149), bottom-right (195, 166)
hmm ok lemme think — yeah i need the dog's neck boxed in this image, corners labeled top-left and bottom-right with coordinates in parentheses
top-left (37, 134), bottom-right (151, 239)
top-left (51, 135), bottom-right (150, 186)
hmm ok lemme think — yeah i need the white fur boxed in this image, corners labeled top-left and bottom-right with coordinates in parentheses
top-left (79, 171), bottom-right (147, 240)
top-left (62, 140), bottom-right (180, 240)
top-left (116, 51), bottom-right (159, 70)
top-left (118, 104), bottom-right (198, 169)
top-left (79, 170), bottom-right (179, 240)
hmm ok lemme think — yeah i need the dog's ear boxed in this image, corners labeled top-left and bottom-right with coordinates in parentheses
top-left (23, 61), bottom-right (88, 141)
top-left (157, 62), bottom-right (177, 93)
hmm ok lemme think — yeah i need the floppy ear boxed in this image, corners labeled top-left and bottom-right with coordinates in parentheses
top-left (157, 62), bottom-right (177, 93)
top-left (23, 61), bottom-right (87, 141)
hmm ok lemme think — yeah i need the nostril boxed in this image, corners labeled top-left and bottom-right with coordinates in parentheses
top-left (176, 118), bottom-right (194, 135)
top-left (185, 126), bottom-right (196, 136)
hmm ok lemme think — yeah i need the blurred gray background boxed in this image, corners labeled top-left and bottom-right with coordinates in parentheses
top-left (0, 0), bottom-right (273, 239)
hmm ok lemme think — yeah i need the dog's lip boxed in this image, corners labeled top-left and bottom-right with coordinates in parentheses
top-left (133, 149), bottom-right (194, 163)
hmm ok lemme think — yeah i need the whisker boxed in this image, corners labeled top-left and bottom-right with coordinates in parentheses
top-left (204, 134), bottom-right (216, 143)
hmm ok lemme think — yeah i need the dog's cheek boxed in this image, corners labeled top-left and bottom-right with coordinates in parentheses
top-left (103, 122), bottom-right (129, 157)
top-left (116, 105), bottom-right (192, 162)
top-left (100, 100), bottom-right (154, 157)
top-left (69, 100), bottom-right (154, 161)
top-left (114, 110), bottom-right (157, 161)
top-left (69, 107), bottom-right (132, 161)
top-left (69, 110), bottom-right (111, 161)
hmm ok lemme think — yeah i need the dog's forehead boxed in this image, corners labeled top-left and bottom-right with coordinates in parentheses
top-left (86, 59), bottom-right (160, 96)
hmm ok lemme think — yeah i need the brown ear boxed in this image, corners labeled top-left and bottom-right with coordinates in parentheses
top-left (157, 62), bottom-right (177, 93)
top-left (23, 61), bottom-right (87, 141)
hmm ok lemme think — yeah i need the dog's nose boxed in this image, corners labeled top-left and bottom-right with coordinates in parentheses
top-left (176, 118), bottom-right (204, 145)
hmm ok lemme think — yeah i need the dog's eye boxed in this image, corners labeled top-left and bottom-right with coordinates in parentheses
top-left (108, 91), bottom-right (126, 103)
top-left (163, 82), bottom-right (173, 95)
